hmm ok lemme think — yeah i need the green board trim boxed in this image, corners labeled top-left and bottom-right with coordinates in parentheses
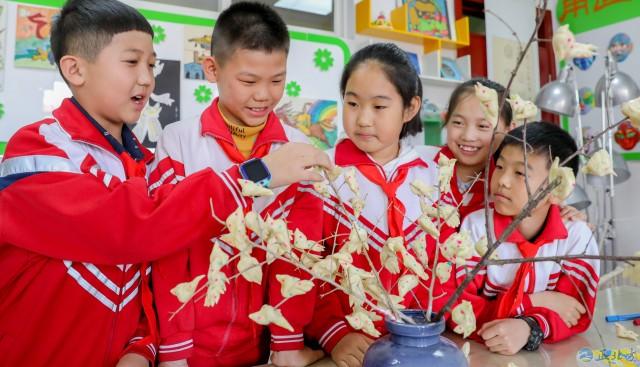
top-left (0, 142), bottom-right (6, 155)
top-left (10, 0), bottom-right (350, 63)
top-left (555, 0), bottom-right (639, 35)
top-left (622, 152), bottom-right (640, 161)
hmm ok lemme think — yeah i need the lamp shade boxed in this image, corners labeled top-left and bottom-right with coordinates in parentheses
top-left (563, 184), bottom-right (591, 210)
top-left (595, 70), bottom-right (640, 107)
top-left (535, 68), bottom-right (576, 116)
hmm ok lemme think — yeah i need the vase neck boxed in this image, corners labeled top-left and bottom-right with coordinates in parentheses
top-left (390, 333), bottom-right (441, 347)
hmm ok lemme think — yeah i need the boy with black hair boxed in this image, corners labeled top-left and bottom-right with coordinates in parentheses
top-left (448, 122), bottom-right (599, 355)
top-left (151, 2), bottom-right (324, 367)
top-left (0, 0), bottom-right (330, 366)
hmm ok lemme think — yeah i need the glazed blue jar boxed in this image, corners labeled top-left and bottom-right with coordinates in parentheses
top-left (363, 310), bottom-right (468, 367)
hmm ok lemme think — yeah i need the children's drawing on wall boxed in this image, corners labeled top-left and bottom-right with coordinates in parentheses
top-left (133, 59), bottom-right (181, 149)
top-left (275, 98), bottom-right (338, 150)
top-left (14, 5), bottom-right (58, 70)
top-left (183, 25), bottom-right (211, 80)
top-left (405, 0), bottom-right (451, 39)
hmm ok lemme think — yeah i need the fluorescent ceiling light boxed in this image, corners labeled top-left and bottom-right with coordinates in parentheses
top-left (274, 0), bottom-right (332, 15)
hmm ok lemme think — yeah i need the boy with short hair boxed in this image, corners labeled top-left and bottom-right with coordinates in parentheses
top-left (0, 1), bottom-right (329, 365)
top-left (448, 122), bottom-right (599, 355)
top-left (151, 2), bottom-right (324, 367)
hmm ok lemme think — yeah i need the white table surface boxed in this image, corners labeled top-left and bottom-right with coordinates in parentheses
top-left (302, 286), bottom-right (640, 367)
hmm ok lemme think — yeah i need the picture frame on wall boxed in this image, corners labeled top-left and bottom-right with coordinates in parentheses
top-left (405, 51), bottom-right (422, 75)
top-left (404, 0), bottom-right (453, 40)
top-left (440, 57), bottom-right (463, 80)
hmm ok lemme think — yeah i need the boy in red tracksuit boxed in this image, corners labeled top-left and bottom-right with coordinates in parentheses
top-left (0, 1), bottom-right (330, 366)
top-left (151, 3), bottom-right (324, 367)
top-left (446, 122), bottom-right (599, 355)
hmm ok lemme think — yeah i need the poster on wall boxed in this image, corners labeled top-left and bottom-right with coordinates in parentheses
top-left (183, 25), bottom-right (211, 80)
top-left (275, 97), bottom-right (338, 150)
top-left (404, 0), bottom-right (453, 40)
top-left (492, 36), bottom-right (536, 100)
top-left (133, 59), bottom-right (181, 149)
top-left (14, 5), bottom-right (58, 70)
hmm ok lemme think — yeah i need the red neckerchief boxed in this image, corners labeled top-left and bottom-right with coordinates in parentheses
top-left (335, 139), bottom-right (427, 238)
top-left (436, 146), bottom-right (495, 221)
top-left (200, 98), bottom-right (288, 163)
top-left (494, 205), bottom-right (568, 318)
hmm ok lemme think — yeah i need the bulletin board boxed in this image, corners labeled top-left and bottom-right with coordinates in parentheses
top-left (555, 0), bottom-right (640, 160)
top-left (0, 0), bottom-right (351, 152)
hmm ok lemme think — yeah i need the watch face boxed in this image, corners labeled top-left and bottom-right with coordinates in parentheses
top-left (243, 159), bottom-right (270, 181)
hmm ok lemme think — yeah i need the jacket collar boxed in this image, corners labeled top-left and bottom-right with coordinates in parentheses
top-left (335, 138), bottom-right (429, 172)
top-left (493, 204), bottom-right (569, 245)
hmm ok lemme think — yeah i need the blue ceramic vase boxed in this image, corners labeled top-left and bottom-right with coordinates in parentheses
top-left (363, 310), bottom-right (469, 367)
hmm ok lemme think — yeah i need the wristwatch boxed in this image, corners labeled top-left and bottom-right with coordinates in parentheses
top-left (239, 158), bottom-right (272, 188)
top-left (516, 315), bottom-right (544, 351)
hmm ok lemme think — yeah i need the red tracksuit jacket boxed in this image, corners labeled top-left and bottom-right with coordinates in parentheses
top-left (306, 139), bottom-right (441, 352)
top-left (150, 99), bottom-right (322, 366)
top-left (0, 99), bottom-right (247, 366)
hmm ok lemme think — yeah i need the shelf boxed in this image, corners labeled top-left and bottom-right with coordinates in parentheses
top-left (419, 74), bottom-right (463, 87)
top-left (356, 0), bottom-right (470, 54)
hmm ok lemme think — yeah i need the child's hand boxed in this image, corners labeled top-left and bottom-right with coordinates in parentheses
top-left (529, 291), bottom-right (586, 327)
top-left (478, 318), bottom-right (530, 355)
top-left (271, 347), bottom-right (325, 367)
top-left (115, 353), bottom-right (150, 367)
top-left (330, 332), bottom-right (374, 367)
top-left (157, 360), bottom-right (189, 367)
top-left (262, 143), bottom-right (332, 188)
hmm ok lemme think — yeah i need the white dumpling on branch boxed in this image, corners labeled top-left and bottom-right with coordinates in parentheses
top-left (219, 231), bottom-right (252, 253)
top-left (244, 211), bottom-right (266, 238)
top-left (451, 300), bottom-right (477, 338)
top-left (346, 309), bottom-right (382, 338)
top-left (204, 270), bottom-right (229, 307)
top-left (507, 94), bottom-right (538, 124)
top-left (441, 231), bottom-right (474, 266)
top-left (438, 203), bottom-right (460, 228)
top-left (409, 233), bottom-right (429, 268)
top-left (436, 262), bottom-right (453, 283)
top-left (237, 254), bottom-right (262, 285)
top-left (420, 199), bottom-right (438, 219)
top-left (410, 179), bottom-right (435, 198)
top-left (381, 237), bottom-right (403, 274)
top-left (265, 217), bottom-right (291, 246)
top-left (474, 82), bottom-right (499, 128)
top-left (401, 251), bottom-right (429, 281)
top-left (300, 252), bottom-right (321, 268)
top-left (237, 179), bottom-right (274, 197)
top-left (209, 241), bottom-right (231, 271)
top-left (343, 265), bottom-right (373, 307)
top-left (313, 181), bottom-right (331, 198)
top-left (582, 149), bottom-right (616, 177)
top-left (171, 274), bottom-right (205, 303)
top-left (398, 274), bottom-right (419, 298)
top-left (225, 207), bottom-right (246, 235)
top-left (293, 229), bottom-right (324, 252)
top-left (311, 253), bottom-right (352, 280)
top-left (276, 274), bottom-right (314, 298)
top-left (437, 155), bottom-right (457, 194)
top-left (418, 215), bottom-right (440, 238)
top-left (249, 305), bottom-right (294, 332)
top-left (474, 236), bottom-right (488, 256)
top-left (615, 322), bottom-right (639, 341)
top-left (343, 225), bottom-right (368, 254)
top-left (552, 24), bottom-right (597, 62)
top-left (344, 167), bottom-right (360, 196)
top-left (549, 157), bottom-right (576, 201)
top-left (350, 197), bottom-right (365, 218)
top-left (622, 96), bottom-right (640, 128)
top-left (324, 165), bottom-right (343, 182)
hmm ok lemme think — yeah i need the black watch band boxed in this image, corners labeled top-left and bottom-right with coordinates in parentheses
top-left (516, 315), bottom-right (544, 351)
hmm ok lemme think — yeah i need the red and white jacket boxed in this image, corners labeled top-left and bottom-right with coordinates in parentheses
top-left (447, 206), bottom-right (599, 343)
top-left (0, 99), bottom-right (246, 366)
top-left (306, 138), bottom-right (440, 353)
top-left (150, 99), bottom-right (322, 366)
